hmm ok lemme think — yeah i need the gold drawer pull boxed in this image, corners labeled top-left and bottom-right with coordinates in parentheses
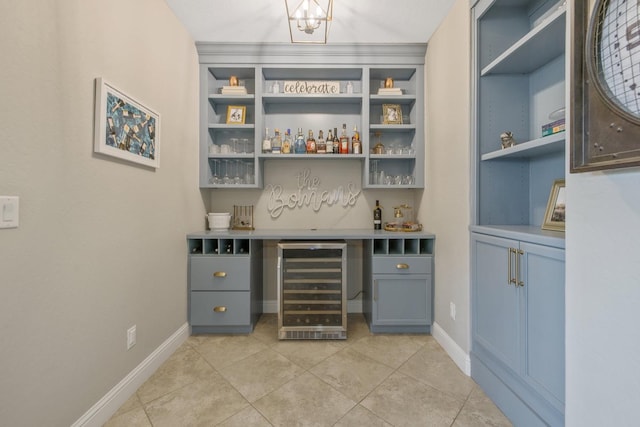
top-left (213, 271), bottom-right (227, 278)
top-left (213, 306), bottom-right (227, 313)
top-left (396, 263), bottom-right (409, 269)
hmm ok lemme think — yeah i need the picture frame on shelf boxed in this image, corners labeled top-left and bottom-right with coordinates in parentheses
top-left (382, 104), bottom-right (403, 124)
top-left (542, 179), bottom-right (566, 232)
top-left (94, 77), bottom-right (160, 168)
top-left (226, 105), bottom-right (246, 125)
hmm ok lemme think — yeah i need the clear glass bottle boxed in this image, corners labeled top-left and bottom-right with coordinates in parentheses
top-left (262, 127), bottom-right (272, 153)
top-left (339, 123), bottom-right (349, 154)
top-left (316, 130), bottom-right (326, 154)
top-left (294, 128), bottom-right (306, 154)
top-left (282, 129), bottom-right (292, 154)
top-left (325, 129), bottom-right (334, 154)
top-left (271, 128), bottom-right (282, 154)
top-left (306, 130), bottom-right (317, 154)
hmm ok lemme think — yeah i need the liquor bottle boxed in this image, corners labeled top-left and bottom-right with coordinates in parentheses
top-left (352, 125), bottom-right (362, 154)
top-left (316, 130), bottom-right (326, 154)
top-left (294, 128), bottom-right (306, 154)
top-left (326, 129), bottom-right (334, 154)
top-left (306, 130), bottom-right (317, 154)
top-left (333, 127), bottom-right (340, 153)
top-left (271, 128), bottom-right (282, 154)
top-left (373, 200), bottom-right (382, 230)
top-left (282, 129), bottom-right (292, 154)
top-left (262, 128), bottom-right (272, 153)
top-left (339, 124), bottom-right (349, 154)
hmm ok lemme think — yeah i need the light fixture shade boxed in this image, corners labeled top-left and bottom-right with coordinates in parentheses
top-left (285, 0), bottom-right (333, 44)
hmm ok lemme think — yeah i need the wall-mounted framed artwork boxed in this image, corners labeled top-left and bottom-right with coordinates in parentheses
top-left (542, 179), bottom-right (566, 232)
top-left (572, 1), bottom-right (640, 172)
top-left (94, 77), bottom-right (160, 168)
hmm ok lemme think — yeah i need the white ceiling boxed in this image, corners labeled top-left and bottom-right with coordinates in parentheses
top-left (164, 0), bottom-right (457, 44)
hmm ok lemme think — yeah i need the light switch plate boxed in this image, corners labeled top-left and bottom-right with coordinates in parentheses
top-left (0, 196), bottom-right (19, 229)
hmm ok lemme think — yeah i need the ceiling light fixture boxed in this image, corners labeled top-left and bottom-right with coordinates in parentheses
top-left (285, 0), bottom-right (333, 44)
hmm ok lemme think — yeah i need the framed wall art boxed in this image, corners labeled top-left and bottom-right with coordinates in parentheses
top-left (382, 104), bottom-right (403, 125)
top-left (226, 106), bottom-right (246, 125)
top-left (572, 1), bottom-right (640, 172)
top-left (94, 77), bottom-right (160, 168)
top-left (542, 179), bottom-right (566, 232)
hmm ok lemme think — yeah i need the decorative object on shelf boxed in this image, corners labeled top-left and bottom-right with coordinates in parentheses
top-left (233, 205), bottom-right (254, 230)
top-left (285, 0), bottom-right (333, 44)
top-left (226, 105), bottom-right (246, 125)
top-left (94, 77), bottom-right (160, 169)
top-left (572, 0), bottom-right (640, 172)
top-left (207, 212), bottom-right (231, 230)
top-left (378, 77), bottom-right (402, 95)
top-left (500, 131), bottom-right (516, 149)
top-left (283, 80), bottom-right (339, 95)
top-left (372, 131), bottom-right (385, 154)
top-left (384, 204), bottom-right (422, 232)
top-left (542, 179), bottom-right (565, 232)
top-left (229, 76), bottom-right (239, 86)
top-left (382, 104), bottom-right (403, 124)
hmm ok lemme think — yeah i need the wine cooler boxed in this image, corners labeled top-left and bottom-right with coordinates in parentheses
top-left (277, 241), bottom-right (347, 340)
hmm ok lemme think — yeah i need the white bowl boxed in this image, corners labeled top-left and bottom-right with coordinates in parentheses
top-left (208, 213), bottom-right (231, 230)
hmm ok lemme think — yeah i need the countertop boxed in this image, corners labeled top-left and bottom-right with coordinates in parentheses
top-left (187, 228), bottom-right (436, 240)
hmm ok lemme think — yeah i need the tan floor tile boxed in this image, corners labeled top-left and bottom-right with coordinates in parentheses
top-left (136, 344), bottom-right (215, 404)
top-left (310, 347), bottom-right (394, 402)
top-left (453, 384), bottom-right (513, 427)
top-left (272, 339), bottom-right (343, 369)
top-left (218, 348), bottom-right (305, 402)
top-left (253, 372), bottom-right (356, 426)
top-left (399, 339), bottom-right (475, 400)
top-left (109, 392), bottom-right (142, 419)
top-left (216, 405), bottom-right (273, 427)
top-left (103, 406), bottom-right (152, 427)
top-left (361, 371), bottom-right (464, 427)
top-left (334, 404), bottom-right (392, 427)
top-left (349, 334), bottom-right (426, 369)
top-left (143, 370), bottom-right (249, 427)
top-left (190, 334), bottom-right (269, 369)
top-left (252, 314), bottom-right (279, 346)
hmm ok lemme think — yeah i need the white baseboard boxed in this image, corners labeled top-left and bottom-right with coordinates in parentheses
top-left (433, 322), bottom-right (471, 376)
top-left (263, 300), bottom-right (363, 314)
top-left (71, 322), bottom-right (190, 427)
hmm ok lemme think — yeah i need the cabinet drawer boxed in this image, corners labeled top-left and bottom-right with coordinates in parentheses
top-left (372, 256), bottom-right (432, 275)
top-left (190, 257), bottom-right (250, 291)
top-left (190, 291), bottom-right (250, 326)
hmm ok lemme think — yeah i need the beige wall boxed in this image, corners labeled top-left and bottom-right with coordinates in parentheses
top-left (0, 1), bottom-right (204, 425)
top-left (421, 0), bottom-right (471, 354)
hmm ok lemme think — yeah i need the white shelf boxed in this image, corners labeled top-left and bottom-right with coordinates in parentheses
top-left (369, 154), bottom-right (416, 160)
top-left (481, 132), bottom-right (565, 160)
top-left (481, 4), bottom-right (566, 76)
top-left (369, 95), bottom-right (417, 105)
top-left (208, 123), bottom-right (255, 129)
top-left (262, 94), bottom-right (362, 104)
top-left (369, 124), bottom-right (416, 131)
top-left (258, 154), bottom-right (366, 160)
top-left (208, 94), bottom-right (255, 105)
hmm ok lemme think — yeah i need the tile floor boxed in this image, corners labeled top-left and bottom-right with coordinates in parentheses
top-left (105, 314), bottom-right (511, 427)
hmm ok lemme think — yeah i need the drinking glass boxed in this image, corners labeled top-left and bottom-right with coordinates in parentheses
top-left (233, 160), bottom-right (243, 184)
top-left (223, 160), bottom-right (232, 184)
top-left (230, 138), bottom-right (239, 153)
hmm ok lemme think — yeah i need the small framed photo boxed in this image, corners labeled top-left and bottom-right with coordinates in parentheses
top-left (542, 179), bottom-right (566, 232)
top-left (382, 104), bottom-right (403, 124)
top-left (94, 77), bottom-right (160, 168)
top-left (226, 106), bottom-right (246, 125)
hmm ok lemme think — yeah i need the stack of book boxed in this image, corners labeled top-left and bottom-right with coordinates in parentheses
top-left (221, 86), bottom-right (247, 95)
top-left (377, 88), bottom-right (403, 95)
top-left (541, 118), bottom-right (565, 137)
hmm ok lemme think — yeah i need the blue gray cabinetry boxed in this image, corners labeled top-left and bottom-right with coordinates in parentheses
top-left (471, 0), bottom-right (567, 424)
top-left (364, 237), bottom-right (434, 333)
top-left (188, 238), bottom-right (262, 333)
top-left (471, 231), bottom-right (565, 426)
top-left (196, 44), bottom-right (426, 189)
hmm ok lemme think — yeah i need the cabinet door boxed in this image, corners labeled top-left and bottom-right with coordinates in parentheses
top-left (519, 242), bottom-right (565, 407)
top-left (372, 274), bottom-right (430, 326)
top-left (472, 233), bottom-right (520, 372)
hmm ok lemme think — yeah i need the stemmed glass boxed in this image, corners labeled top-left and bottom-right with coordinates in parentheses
top-left (223, 160), bottom-right (232, 184)
top-left (233, 160), bottom-right (243, 184)
top-left (371, 160), bottom-right (379, 185)
top-left (209, 159), bottom-right (221, 185)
